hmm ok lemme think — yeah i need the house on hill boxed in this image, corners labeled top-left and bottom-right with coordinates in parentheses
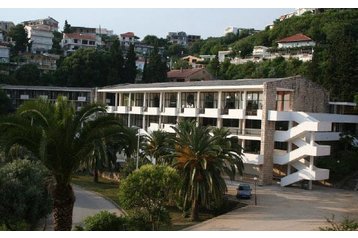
top-left (277, 33), bottom-right (316, 49)
top-left (167, 68), bottom-right (214, 82)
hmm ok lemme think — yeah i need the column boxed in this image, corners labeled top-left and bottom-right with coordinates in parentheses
top-left (143, 92), bottom-right (147, 109)
top-left (196, 91), bottom-right (200, 127)
top-left (217, 91), bottom-right (222, 128)
top-left (287, 121), bottom-right (293, 175)
top-left (114, 93), bottom-right (118, 109)
top-left (119, 93), bottom-right (123, 106)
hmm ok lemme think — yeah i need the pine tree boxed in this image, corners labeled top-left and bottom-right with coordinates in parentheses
top-left (63, 20), bottom-right (73, 33)
top-left (107, 39), bottom-right (124, 85)
top-left (8, 24), bottom-right (29, 55)
top-left (142, 47), bottom-right (168, 83)
top-left (123, 44), bottom-right (137, 84)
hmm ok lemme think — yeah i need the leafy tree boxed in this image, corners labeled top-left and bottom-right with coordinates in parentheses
top-left (118, 164), bottom-right (179, 230)
top-left (142, 35), bottom-right (167, 47)
top-left (57, 48), bottom-right (111, 87)
top-left (13, 64), bottom-right (41, 85)
top-left (0, 89), bottom-right (13, 115)
top-left (0, 160), bottom-right (52, 230)
top-left (123, 44), bottom-right (137, 84)
top-left (167, 44), bottom-right (187, 57)
top-left (63, 20), bottom-right (73, 33)
top-left (172, 58), bottom-right (191, 70)
top-left (206, 56), bottom-right (220, 78)
top-left (0, 97), bottom-right (122, 230)
top-left (142, 46), bottom-right (168, 83)
top-left (171, 120), bottom-right (244, 221)
top-left (49, 31), bottom-right (63, 55)
top-left (8, 24), bottom-right (29, 55)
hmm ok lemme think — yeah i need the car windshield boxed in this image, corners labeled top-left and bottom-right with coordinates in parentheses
top-left (239, 185), bottom-right (251, 190)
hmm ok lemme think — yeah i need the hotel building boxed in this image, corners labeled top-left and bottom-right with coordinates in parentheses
top-left (97, 76), bottom-right (358, 189)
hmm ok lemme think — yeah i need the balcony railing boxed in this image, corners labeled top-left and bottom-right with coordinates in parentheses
top-left (244, 128), bottom-right (261, 136)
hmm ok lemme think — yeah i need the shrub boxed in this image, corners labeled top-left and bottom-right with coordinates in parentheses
top-left (83, 211), bottom-right (126, 231)
top-left (0, 160), bottom-right (52, 230)
top-left (320, 215), bottom-right (358, 231)
top-left (125, 209), bottom-right (152, 231)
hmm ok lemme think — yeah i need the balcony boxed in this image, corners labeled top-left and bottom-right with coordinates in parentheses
top-left (227, 127), bottom-right (242, 135)
top-left (162, 107), bottom-right (179, 116)
top-left (242, 153), bottom-right (264, 165)
top-left (199, 108), bottom-right (220, 118)
top-left (106, 106), bottom-right (115, 113)
top-left (246, 109), bottom-right (263, 119)
top-left (163, 123), bottom-right (176, 133)
top-left (130, 106), bottom-right (143, 114)
top-left (244, 128), bottom-right (261, 136)
top-left (117, 106), bottom-right (129, 114)
top-left (180, 107), bottom-right (199, 117)
top-left (221, 108), bottom-right (245, 119)
top-left (148, 122), bottom-right (159, 132)
top-left (144, 107), bottom-right (160, 115)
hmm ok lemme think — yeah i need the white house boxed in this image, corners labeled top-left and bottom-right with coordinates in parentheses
top-left (61, 33), bottom-right (101, 56)
top-left (0, 44), bottom-right (10, 63)
top-left (224, 26), bottom-right (238, 35)
top-left (119, 32), bottom-right (139, 47)
top-left (277, 33), bottom-right (316, 49)
top-left (25, 25), bottom-right (54, 54)
top-left (22, 17), bottom-right (59, 32)
top-left (252, 46), bottom-right (269, 59)
top-left (218, 50), bottom-right (232, 63)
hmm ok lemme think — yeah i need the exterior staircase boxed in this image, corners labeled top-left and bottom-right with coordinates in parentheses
top-left (269, 111), bottom-right (332, 188)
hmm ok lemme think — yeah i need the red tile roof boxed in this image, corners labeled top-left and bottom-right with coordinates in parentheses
top-left (167, 68), bottom-right (204, 79)
top-left (120, 32), bottom-right (135, 37)
top-left (277, 33), bottom-right (313, 43)
top-left (63, 33), bottom-right (97, 40)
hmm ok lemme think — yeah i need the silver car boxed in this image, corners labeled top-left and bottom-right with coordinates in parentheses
top-left (236, 183), bottom-right (252, 199)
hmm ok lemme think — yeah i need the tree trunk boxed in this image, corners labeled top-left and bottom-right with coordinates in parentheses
top-left (94, 167), bottom-right (99, 183)
top-left (52, 183), bottom-right (76, 231)
top-left (190, 199), bottom-right (199, 221)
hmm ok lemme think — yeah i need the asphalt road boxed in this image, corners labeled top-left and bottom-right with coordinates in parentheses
top-left (185, 182), bottom-right (358, 231)
top-left (44, 185), bottom-right (123, 230)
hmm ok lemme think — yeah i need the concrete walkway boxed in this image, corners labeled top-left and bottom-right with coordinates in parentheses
top-left (44, 185), bottom-right (123, 230)
top-left (185, 183), bottom-right (358, 231)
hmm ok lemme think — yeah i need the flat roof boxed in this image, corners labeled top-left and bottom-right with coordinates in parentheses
top-left (99, 77), bottom-right (294, 92)
top-left (0, 84), bottom-right (94, 92)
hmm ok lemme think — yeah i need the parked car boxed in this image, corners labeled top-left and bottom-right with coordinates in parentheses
top-left (236, 183), bottom-right (252, 199)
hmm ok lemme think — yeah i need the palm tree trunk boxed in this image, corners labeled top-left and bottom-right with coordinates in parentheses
top-left (191, 199), bottom-right (199, 221)
top-left (52, 183), bottom-right (75, 231)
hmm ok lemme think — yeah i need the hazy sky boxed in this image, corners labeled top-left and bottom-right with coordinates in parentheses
top-left (0, 8), bottom-right (294, 39)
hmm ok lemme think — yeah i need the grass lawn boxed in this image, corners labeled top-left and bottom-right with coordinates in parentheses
top-left (72, 174), bottom-right (245, 230)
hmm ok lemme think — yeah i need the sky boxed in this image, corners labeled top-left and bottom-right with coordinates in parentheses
top-left (0, 8), bottom-right (294, 39)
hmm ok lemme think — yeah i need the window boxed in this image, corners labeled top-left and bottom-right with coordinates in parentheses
top-left (89, 41), bottom-right (95, 45)
top-left (246, 91), bottom-right (263, 115)
top-left (164, 93), bottom-right (177, 107)
top-left (74, 39), bottom-right (78, 43)
top-left (82, 40), bottom-right (88, 45)
top-left (276, 92), bottom-right (292, 111)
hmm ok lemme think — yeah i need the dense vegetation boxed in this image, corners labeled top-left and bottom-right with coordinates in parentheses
top-left (1, 9), bottom-right (357, 101)
top-left (0, 160), bottom-right (52, 230)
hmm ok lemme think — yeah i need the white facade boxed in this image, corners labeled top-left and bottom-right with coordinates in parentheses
top-left (119, 32), bottom-right (138, 47)
top-left (25, 25), bottom-right (53, 54)
top-left (278, 41), bottom-right (316, 49)
top-left (0, 31), bottom-right (3, 41)
top-left (0, 45), bottom-right (10, 63)
top-left (252, 46), bottom-right (269, 58)
top-left (225, 26), bottom-right (238, 35)
top-left (96, 28), bottom-right (113, 36)
top-left (218, 50), bottom-right (232, 63)
top-left (61, 33), bottom-right (101, 56)
top-left (97, 77), bottom-right (358, 189)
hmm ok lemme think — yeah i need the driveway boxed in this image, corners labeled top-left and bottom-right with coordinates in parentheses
top-left (185, 182), bottom-right (358, 231)
top-left (44, 185), bottom-right (123, 230)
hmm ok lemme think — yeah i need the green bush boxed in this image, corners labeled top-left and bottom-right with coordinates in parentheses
top-left (0, 160), bottom-right (52, 230)
top-left (125, 209), bottom-right (152, 231)
top-left (83, 211), bottom-right (126, 231)
top-left (80, 210), bottom-right (153, 231)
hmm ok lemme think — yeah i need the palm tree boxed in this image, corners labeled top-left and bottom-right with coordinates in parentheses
top-left (171, 120), bottom-right (244, 221)
top-left (142, 130), bottom-right (174, 165)
top-left (0, 97), bottom-right (122, 230)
